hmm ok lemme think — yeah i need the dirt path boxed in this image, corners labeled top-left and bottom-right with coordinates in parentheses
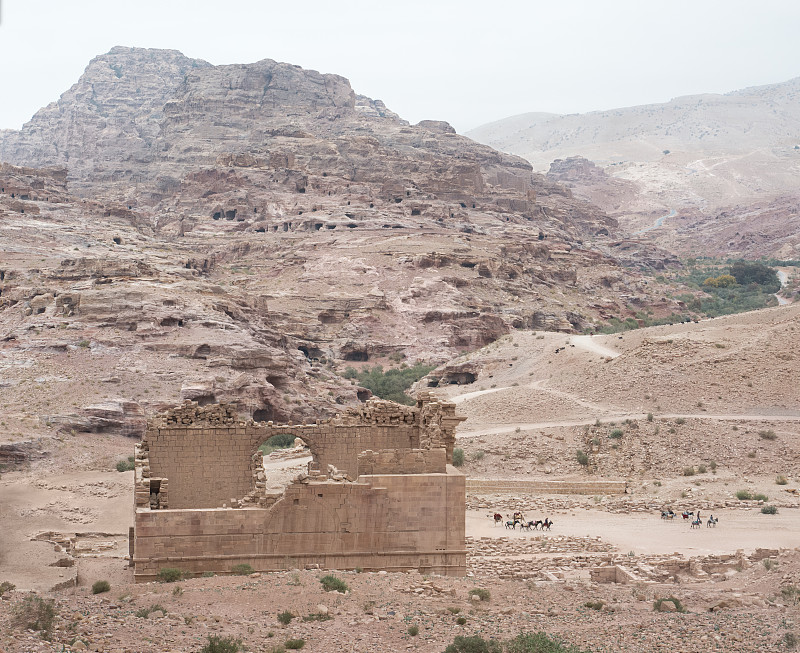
top-left (570, 334), bottom-right (621, 358)
top-left (467, 507), bottom-right (800, 556)
top-left (458, 412), bottom-right (800, 437)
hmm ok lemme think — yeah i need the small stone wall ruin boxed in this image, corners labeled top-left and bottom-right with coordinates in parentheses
top-left (132, 394), bottom-right (466, 580)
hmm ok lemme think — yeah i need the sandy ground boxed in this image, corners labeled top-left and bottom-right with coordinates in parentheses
top-left (467, 508), bottom-right (800, 557)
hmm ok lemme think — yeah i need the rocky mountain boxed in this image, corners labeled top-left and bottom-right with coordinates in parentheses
top-left (467, 77), bottom-right (800, 258)
top-left (0, 47), bottom-right (686, 453)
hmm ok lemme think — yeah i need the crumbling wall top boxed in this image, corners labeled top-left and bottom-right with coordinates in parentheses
top-left (146, 400), bottom-right (239, 431)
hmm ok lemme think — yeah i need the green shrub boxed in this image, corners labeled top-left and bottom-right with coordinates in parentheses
top-left (735, 490), bottom-right (753, 500)
top-left (285, 639), bottom-right (305, 650)
top-left (609, 429), bottom-right (623, 439)
top-left (408, 625), bottom-right (419, 636)
top-left (783, 632), bottom-right (798, 649)
top-left (116, 456), bottom-right (135, 472)
top-left (583, 600), bottom-right (604, 610)
top-left (759, 429), bottom-right (778, 440)
top-left (754, 493), bottom-right (769, 502)
top-left (576, 449), bottom-right (589, 466)
top-left (683, 466), bottom-right (696, 476)
top-left (761, 505), bottom-right (778, 514)
top-left (320, 574), bottom-right (348, 593)
top-left (301, 612), bottom-right (332, 622)
top-left (653, 596), bottom-right (687, 613)
top-left (468, 588), bottom-right (490, 601)
top-left (763, 558), bottom-right (778, 571)
top-left (0, 581), bottom-right (16, 596)
top-left (456, 616), bottom-right (467, 625)
top-left (647, 413), bottom-right (654, 422)
top-left (473, 450), bottom-right (485, 461)
top-left (12, 595), bottom-right (57, 638)
top-left (452, 448), bottom-right (465, 467)
top-left (675, 418), bottom-right (686, 425)
top-left (444, 635), bottom-right (503, 653)
top-left (231, 563), bottom-right (253, 576)
top-left (259, 432), bottom-right (297, 455)
top-left (277, 610), bottom-right (294, 625)
top-left (343, 363), bottom-right (436, 405)
top-left (200, 635), bottom-right (243, 653)
top-left (697, 465), bottom-right (707, 474)
top-left (709, 460), bottom-right (718, 471)
top-left (158, 567), bottom-right (186, 583)
top-left (506, 632), bottom-right (590, 652)
top-left (92, 580), bottom-right (110, 594)
top-left (776, 475), bottom-right (788, 485)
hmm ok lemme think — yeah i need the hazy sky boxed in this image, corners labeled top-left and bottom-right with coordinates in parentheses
top-left (1, 1), bottom-right (799, 133)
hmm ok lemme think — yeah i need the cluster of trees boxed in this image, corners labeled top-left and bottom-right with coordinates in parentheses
top-left (343, 362), bottom-right (435, 405)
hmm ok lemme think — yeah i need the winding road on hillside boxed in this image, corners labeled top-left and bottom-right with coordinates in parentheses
top-left (633, 208), bottom-right (676, 235)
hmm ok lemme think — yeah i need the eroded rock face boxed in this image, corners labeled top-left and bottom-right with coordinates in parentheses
top-left (0, 48), bottom-right (682, 446)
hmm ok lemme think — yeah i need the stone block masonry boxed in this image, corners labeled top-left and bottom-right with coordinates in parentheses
top-left (133, 394), bottom-right (467, 579)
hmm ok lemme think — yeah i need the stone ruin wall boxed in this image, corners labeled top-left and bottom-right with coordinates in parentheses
top-left (132, 394), bottom-right (466, 579)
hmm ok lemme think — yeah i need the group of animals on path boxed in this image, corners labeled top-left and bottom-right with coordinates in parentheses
top-left (489, 512), bottom-right (553, 531)
top-left (660, 509), bottom-right (719, 528)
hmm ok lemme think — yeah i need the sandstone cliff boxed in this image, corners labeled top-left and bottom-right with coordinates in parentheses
top-left (0, 48), bottom-right (685, 446)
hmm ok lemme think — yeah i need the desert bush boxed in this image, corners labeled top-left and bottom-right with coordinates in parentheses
top-left (408, 625), bottom-right (419, 636)
top-left (583, 600), bottom-right (604, 611)
top-left (735, 490), bottom-right (753, 500)
top-left (320, 574), bottom-right (348, 593)
top-left (468, 588), bottom-right (491, 601)
top-left (697, 465), bottom-right (707, 474)
top-left (277, 610), bottom-right (294, 625)
top-left (13, 595), bottom-right (57, 638)
top-left (259, 432), bottom-right (297, 455)
top-left (452, 448), bottom-right (465, 467)
top-left (200, 635), bottom-right (243, 653)
top-left (761, 505), bottom-right (778, 514)
top-left (647, 413), bottom-right (654, 422)
top-left (609, 429), bottom-right (623, 439)
top-left (285, 639), bottom-right (305, 650)
top-left (683, 467), bottom-right (696, 476)
top-left (675, 418), bottom-right (686, 425)
top-left (576, 449), bottom-right (589, 466)
top-left (158, 567), bottom-right (186, 583)
top-left (760, 429), bottom-right (778, 440)
top-left (0, 580), bottom-right (16, 596)
top-left (444, 635), bottom-right (503, 653)
top-left (653, 596), bottom-right (687, 613)
top-left (783, 632), bottom-right (798, 649)
top-left (231, 563), bottom-right (253, 576)
top-left (92, 580), bottom-right (110, 594)
top-left (301, 612), bottom-right (332, 622)
top-left (135, 604), bottom-right (167, 618)
top-left (754, 493), bottom-right (769, 502)
top-left (763, 558), bottom-right (778, 571)
top-left (777, 475), bottom-right (789, 485)
top-left (116, 455), bottom-right (135, 472)
top-left (709, 460), bottom-right (718, 471)
top-left (505, 632), bottom-right (590, 652)
top-left (456, 616), bottom-right (467, 625)
top-left (782, 586), bottom-right (800, 604)
top-left (473, 450), bottom-right (485, 461)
